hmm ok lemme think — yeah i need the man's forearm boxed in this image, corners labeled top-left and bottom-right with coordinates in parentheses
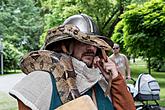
top-left (18, 100), bottom-right (31, 110)
top-left (127, 68), bottom-right (131, 77)
top-left (111, 74), bottom-right (136, 110)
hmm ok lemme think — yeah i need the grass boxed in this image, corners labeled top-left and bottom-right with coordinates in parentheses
top-left (0, 70), bottom-right (22, 76)
top-left (130, 58), bottom-right (165, 107)
top-left (0, 92), bottom-right (17, 110)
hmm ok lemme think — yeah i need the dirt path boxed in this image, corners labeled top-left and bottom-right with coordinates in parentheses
top-left (0, 73), bottom-right (26, 93)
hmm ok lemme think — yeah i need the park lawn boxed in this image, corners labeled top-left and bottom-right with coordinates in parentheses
top-left (0, 91), bottom-right (17, 110)
top-left (130, 58), bottom-right (165, 107)
top-left (0, 70), bottom-right (22, 76)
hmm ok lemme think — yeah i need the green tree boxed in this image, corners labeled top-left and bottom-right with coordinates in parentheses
top-left (121, 0), bottom-right (165, 73)
top-left (38, 0), bottom-right (132, 45)
top-left (0, 0), bottom-right (44, 72)
top-left (3, 41), bottom-right (23, 72)
top-left (111, 0), bottom-right (151, 53)
top-left (0, 0), bottom-right (44, 51)
top-left (111, 21), bottom-right (126, 53)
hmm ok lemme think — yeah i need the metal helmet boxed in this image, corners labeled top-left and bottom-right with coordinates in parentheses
top-left (43, 14), bottom-right (113, 52)
top-left (63, 14), bottom-right (100, 35)
top-left (63, 14), bottom-right (113, 48)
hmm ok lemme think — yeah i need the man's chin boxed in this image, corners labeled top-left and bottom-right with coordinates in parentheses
top-left (82, 59), bottom-right (93, 68)
top-left (81, 56), bottom-right (94, 67)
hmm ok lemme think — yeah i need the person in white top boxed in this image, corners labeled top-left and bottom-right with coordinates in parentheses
top-left (109, 43), bottom-right (131, 80)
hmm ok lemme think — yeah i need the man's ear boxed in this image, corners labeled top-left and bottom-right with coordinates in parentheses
top-left (60, 39), bottom-right (75, 55)
top-left (61, 42), bottom-right (68, 54)
top-left (68, 41), bottom-right (74, 55)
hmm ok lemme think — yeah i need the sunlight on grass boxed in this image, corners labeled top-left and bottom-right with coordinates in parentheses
top-left (0, 91), bottom-right (17, 110)
top-left (0, 70), bottom-right (22, 76)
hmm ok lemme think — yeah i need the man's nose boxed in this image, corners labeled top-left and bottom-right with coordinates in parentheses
top-left (86, 45), bottom-right (97, 51)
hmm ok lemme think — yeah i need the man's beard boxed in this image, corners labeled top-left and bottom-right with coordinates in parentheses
top-left (81, 51), bottom-right (95, 68)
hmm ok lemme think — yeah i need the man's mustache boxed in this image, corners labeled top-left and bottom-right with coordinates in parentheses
top-left (82, 51), bottom-right (96, 57)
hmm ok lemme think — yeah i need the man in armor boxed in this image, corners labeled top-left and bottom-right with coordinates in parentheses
top-left (10, 14), bottom-right (135, 110)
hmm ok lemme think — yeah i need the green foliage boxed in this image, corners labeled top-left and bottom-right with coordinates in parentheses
top-left (111, 0), bottom-right (149, 54)
top-left (1, 0), bottom-right (164, 72)
top-left (39, 0), bottom-right (124, 43)
top-left (39, 0), bottom-right (138, 44)
top-left (111, 0), bottom-right (165, 72)
top-left (122, 0), bottom-right (165, 59)
top-left (150, 57), bottom-right (165, 72)
top-left (0, 0), bottom-right (44, 72)
top-left (0, 0), bottom-right (44, 51)
top-left (3, 41), bottom-right (23, 72)
top-left (111, 21), bottom-right (127, 53)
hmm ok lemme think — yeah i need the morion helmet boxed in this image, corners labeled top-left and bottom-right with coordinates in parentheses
top-left (63, 14), bottom-right (114, 48)
top-left (43, 14), bottom-right (113, 53)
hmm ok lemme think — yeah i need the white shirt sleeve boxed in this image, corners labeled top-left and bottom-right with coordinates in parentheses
top-left (9, 71), bottom-right (53, 110)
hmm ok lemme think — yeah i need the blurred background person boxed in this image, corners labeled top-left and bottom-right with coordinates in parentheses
top-left (109, 43), bottom-right (131, 80)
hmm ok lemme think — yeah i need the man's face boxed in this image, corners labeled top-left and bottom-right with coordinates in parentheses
top-left (72, 41), bottom-right (97, 67)
top-left (113, 44), bottom-right (120, 54)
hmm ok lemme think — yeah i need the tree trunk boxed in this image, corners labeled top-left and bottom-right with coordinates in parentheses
top-left (108, 2), bottom-right (124, 37)
top-left (133, 57), bottom-right (135, 63)
top-left (148, 57), bottom-right (151, 74)
top-left (102, 9), bottom-right (119, 30)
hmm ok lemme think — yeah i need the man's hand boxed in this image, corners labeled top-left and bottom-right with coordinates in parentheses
top-left (93, 56), bottom-right (118, 81)
top-left (93, 56), bottom-right (119, 96)
top-left (126, 75), bottom-right (131, 80)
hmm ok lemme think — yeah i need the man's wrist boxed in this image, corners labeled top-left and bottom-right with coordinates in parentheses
top-left (112, 70), bottom-right (119, 79)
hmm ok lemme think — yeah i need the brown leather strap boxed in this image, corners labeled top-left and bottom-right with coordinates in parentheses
top-left (111, 74), bottom-right (136, 110)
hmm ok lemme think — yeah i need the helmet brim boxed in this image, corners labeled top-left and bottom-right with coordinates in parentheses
top-left (43, 24), bottom-right (112, 51)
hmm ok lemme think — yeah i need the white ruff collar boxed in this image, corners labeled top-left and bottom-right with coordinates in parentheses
top-left (72, 57), bottom-right (107, 94)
